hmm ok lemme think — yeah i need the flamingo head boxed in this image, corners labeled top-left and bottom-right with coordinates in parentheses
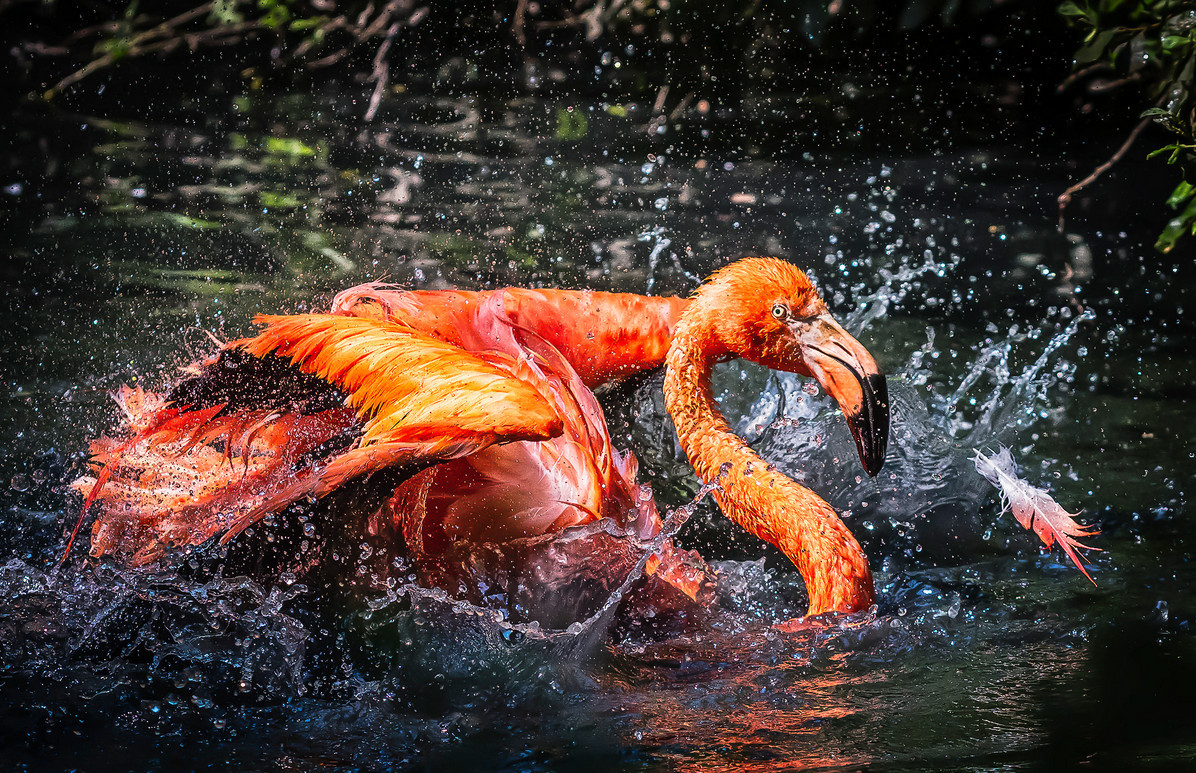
top-left (696, 257), bottom-right (890, 477)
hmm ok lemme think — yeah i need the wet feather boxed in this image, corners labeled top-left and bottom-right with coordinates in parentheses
top-left (973, 446), bottom-right (1099, 585)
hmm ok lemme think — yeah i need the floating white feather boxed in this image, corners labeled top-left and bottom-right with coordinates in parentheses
top-left (973, 446), bottom-right (1099, 585)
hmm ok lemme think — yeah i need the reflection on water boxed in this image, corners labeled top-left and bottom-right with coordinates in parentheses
top-left (1, 89), bottom-right (1194, 770)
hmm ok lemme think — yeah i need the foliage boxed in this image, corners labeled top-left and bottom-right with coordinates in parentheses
top-left (1059, 0), bottom-right (1196, 252)
top-left (16, 0), bottom-right (1025, 102)
top-left (25, 0), bottom-right (402, 100)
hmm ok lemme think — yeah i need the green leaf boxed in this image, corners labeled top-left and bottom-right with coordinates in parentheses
top-left (260, 191), bottom-right (303, 209)
top-left (162, 213), bottom-right (223, 230)
top-left (209, 0), bottom-right (243, 25)
top-left (1155, 195), bottom-right (1196, 252)
top-left (1156, 217), bottom-right (1188, 252)
top-left (1166, 180), bottom-right (1196, 209)
top-left (1058, 1), bottom-right (1088, 20)
top-left (1147, 144), bottom-right (1180, 163)
top-left (1076, 28), bottom-right (1118, 64)
top-left (258, 0), bottom-right (292, 29)
top-left (1162, 35), bottom-right (1193, 53)
top-left (554, 108), bottom-right (589, 140)
top-left (264, 137), bottom-right (316, 157)
top-left (1142, 109), bottom-right (1187, 135)
top-left (289, 17), bottom-right (326, 32)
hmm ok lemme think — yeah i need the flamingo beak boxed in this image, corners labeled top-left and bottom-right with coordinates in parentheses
top-left (797, 316), bottom-right (890, 477)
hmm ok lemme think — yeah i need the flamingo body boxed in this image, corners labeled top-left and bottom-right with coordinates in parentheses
top-left (72, 259), bottom-right (889, 619)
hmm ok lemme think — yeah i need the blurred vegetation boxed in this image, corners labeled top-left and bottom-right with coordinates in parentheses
top-left (6, 0), bottom-right (1021, 99)
top-left (3, 0), bottom-right (1191, 248)
top-left (1058, 0), bottom-right (1196, 252)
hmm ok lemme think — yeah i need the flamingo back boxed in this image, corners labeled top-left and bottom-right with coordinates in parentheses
top-left (332, 284), bottom-right (687, 389)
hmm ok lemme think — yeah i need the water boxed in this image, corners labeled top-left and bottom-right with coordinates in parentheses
top-left (2, 84), bottom-right (1194, 771)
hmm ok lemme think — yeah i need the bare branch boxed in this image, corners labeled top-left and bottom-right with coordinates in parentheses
top-left (1058, 114), bottom-right (1154, 231)
top-left (513, 0), bottom-right (529, 48)
top-left (364, 21), bottom-right (402, 122)
top-left (1056, 62), bottom-right (1114, 93)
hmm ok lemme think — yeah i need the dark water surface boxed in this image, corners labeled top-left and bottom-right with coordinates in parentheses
top-left (1, 82), bottom-right (1194, 771)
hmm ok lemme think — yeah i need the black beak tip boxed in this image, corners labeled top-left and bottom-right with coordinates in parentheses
top-left (863, 447), bottom-right (885, 478)
top-left (855, 373), bottom-right (890, 478)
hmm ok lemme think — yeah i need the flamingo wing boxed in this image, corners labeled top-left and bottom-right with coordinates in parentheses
top-left (242, 313), bottom-right (562, 448)
top-left (74, 313), bottom-right (563, 565)
top-left (331, 284), bottom-right (688, 390)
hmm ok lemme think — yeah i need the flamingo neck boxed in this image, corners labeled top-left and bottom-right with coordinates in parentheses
top-left (663, 313), bottom-right (874, 616)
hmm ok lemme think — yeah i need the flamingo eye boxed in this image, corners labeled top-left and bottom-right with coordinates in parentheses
top-left (771, 303), bottom-right (788, 320)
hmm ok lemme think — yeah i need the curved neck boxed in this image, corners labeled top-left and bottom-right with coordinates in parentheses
top-left (663, 312), bottom-right (874, 616)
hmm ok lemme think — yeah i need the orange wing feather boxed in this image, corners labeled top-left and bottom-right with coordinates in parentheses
top-left (243, 313), bottom-right (563, 445)
top-left (75, 313), bottom-right (566, 565)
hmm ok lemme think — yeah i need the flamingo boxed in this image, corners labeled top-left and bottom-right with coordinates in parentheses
top-left (69, 258), bottom-right (889, 619)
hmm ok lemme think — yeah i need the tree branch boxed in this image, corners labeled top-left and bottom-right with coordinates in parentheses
top-left (1057, 113), bottom-right (1154, 231)
top-left (364, 21), bottom-right (401, 122)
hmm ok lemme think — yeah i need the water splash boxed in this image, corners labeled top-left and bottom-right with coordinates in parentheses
top-left (843, 249), bottom-right (960, 335)
top-left (349, 474), bottom-right (722, 664)
top-left (640, 226), bottom-right (699, 293)
top-left (950, 309), bottom-right (1095, 448)
top-left (0, 559), bottom-right (309, 699)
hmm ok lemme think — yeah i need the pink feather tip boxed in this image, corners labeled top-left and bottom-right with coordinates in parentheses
top-left (973, 447), bottom-right (1100, 585)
